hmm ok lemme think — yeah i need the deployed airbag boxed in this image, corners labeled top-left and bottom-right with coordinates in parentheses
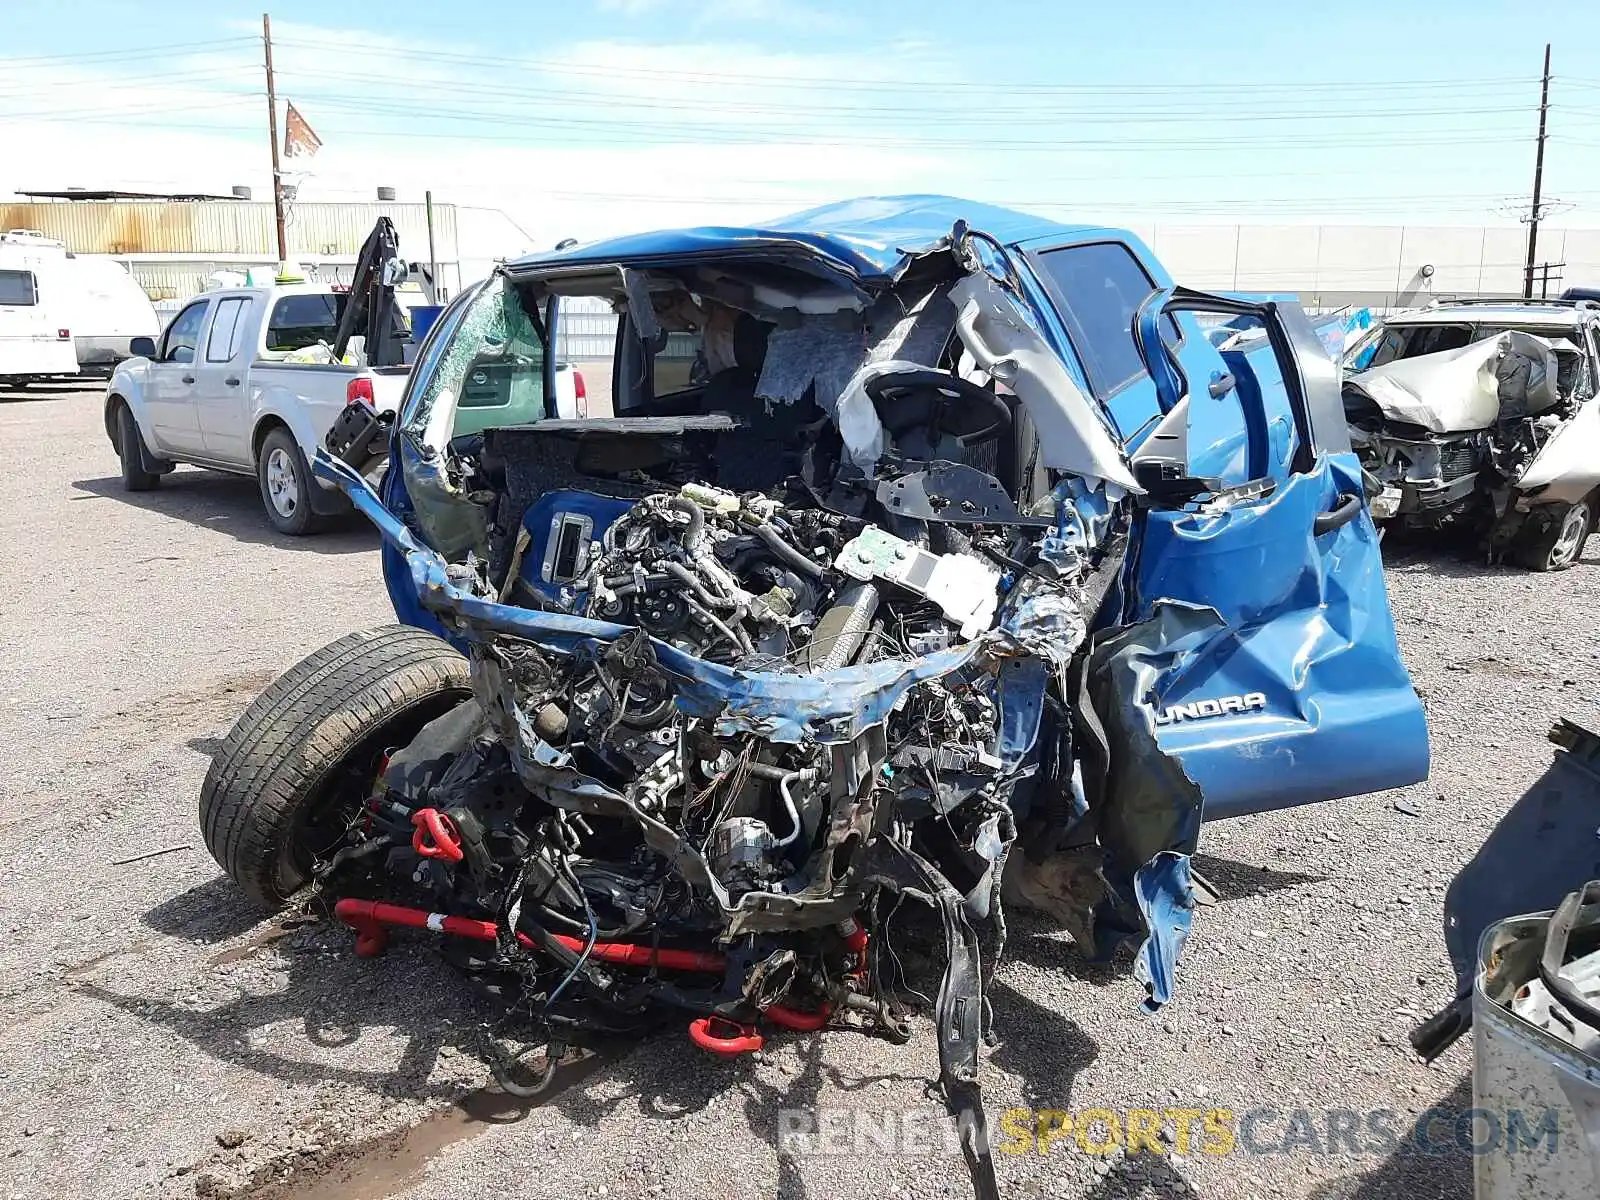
top-left (1347, 330), bottom-right (1564, 432)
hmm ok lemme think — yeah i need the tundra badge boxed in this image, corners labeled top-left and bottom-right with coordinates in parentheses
top-left (1154, 692), bottom-right (1268, 725)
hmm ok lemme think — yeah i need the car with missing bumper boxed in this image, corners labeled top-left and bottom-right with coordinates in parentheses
top-left (1342, 298), bottom-right (1600, 570)
top-left (199, 196), bottom-right (1429, 1198)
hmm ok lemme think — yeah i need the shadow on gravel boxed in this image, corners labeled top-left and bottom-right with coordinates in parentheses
top-left (1307, 1074), bottom-right (1474, 1200)
top-left (78, 917), bottom-right (499, 1104)
top-left (105, 885), bottom-right (1101, 1199)
top-left (987, 974), bottom-right (1101, 1110)
top-left (1379, 524), bottom-right (1596, 576)
top-left (142, 876), bottom-right (269, 943)
top-left (187, 734), bottom-right (226, 758)
top-left (0, 381), bottom-right (104, 403)
top-left (1002, 909), bottom-right (1123, 988)
top-left (1192, 853), bottom-right (1328, 902)
top-left (1085, 1153), bottom-right (1201, 1198)
top-left (70, 473), bottom-right (375, 554)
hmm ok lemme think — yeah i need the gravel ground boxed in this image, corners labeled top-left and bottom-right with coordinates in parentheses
top-left (2, 384), bottom-right (1597, 1200)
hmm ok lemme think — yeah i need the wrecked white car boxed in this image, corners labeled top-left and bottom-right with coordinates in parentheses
top-left (1343, 299), bottom-right (1600, 570)
top-left (198, 197), bottom-right (1428, 1199)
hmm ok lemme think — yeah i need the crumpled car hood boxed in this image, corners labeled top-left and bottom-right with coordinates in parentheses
top-left (1347, 329), bottom-right (1565, 433)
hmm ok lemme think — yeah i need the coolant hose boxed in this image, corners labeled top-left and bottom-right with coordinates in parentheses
top-left (665, 495), bottom-right (706, 550)
top-left (752, 521), bottom-right (825, 579)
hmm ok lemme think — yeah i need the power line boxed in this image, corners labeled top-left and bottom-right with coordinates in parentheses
top-left (269, 70), bottom-right (1534, 126)
top-left (270, 37), bottom-right (1532, 96)
top-left (251, 91), bottom-right (1531, 150)
top-left (0, 37), bottom-right (256, 68)
top-left (0, 95), bottom-right (259, 122)
top-left (0, 105), bottom-right (1530, 157)
top-left (0, 67), bottom-right (254, 98)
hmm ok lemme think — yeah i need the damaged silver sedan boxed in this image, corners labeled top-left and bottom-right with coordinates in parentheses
top-left (199, 198), bottom-right (1429, 1199)
top-left (1344, 298), bottom-right (1600, 570)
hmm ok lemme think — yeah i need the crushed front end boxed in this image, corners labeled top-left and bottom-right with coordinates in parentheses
top-left (302, 224), bottom-right (1173, 1196)
top-left (231, 196), bottom-right (1450, 1200)
top-left (1343, 327), bottom-right (1597, 552)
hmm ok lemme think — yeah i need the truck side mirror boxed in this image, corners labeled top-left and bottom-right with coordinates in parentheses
top-left (129, 336), bottom-right (156, 358)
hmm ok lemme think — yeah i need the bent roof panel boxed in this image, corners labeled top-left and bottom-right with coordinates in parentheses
top-left (505, 194), bottom-right (1110, 286)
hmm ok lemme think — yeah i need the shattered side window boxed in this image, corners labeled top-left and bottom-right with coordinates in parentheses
top-left (1363, 323), bottom-right (1473, 368)
top-left (405, 276), bottom-right (547, 442)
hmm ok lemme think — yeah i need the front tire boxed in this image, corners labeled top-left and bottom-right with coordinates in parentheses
top-left (199, 626), bottom-right (471, 908)
top-left (1515, 499), bottom-right (1591, 572)
top-left (257, 426), bottom-right (324, 535)
top-left (115, 403), bottom-right (161, 491)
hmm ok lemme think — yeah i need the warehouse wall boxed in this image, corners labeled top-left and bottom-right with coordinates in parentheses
top-left (20, 198), bottom-right (1599, 334)
top-left (4, 198), bottom-right (470, 305)
top-left (0, 199), bottom-right (458, 260)
top-left (1141, 223), bottom-right (1595, 309)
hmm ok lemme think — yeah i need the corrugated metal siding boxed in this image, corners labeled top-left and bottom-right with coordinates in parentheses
top-left (0, 201), bottom-right (458, 260)
top-left (0, 201), bottom-right (271, 256)
top-left (122, 259), bottom-right (367, 302)
top-left (558, 297), bottom-right (618, 360)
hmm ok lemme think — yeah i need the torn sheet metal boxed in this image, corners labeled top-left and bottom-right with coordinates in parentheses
top-left (502, 194), bottom-right (1084, 290)
top-left (1001, 601), bottom-right (1219, 1010)
top-left (1132, 457), bottom-right (1429, 818)
top-left (1347, 330), bottom-right (1567, 433)
top-left (949, 272), bottom-right (1141, 493)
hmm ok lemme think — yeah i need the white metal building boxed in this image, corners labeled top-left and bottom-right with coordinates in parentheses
top-left (1138, 222), bottom-right (1595, 310)
top-left (8, 191), bottom-right (1597, 346)
top-left (0, 194), bottom-right (538, 310)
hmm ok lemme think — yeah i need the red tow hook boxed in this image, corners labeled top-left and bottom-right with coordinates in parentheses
top-left (764, 1003), bottom-right (831, 1032)
top-left (839, 917), bottom-right (869, 965)
top-left (411, 808), bottom-right (464, 863)
top-left (689, 1015), bottom-right (765, 1057)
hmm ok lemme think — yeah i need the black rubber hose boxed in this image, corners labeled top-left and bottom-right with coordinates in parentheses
top-left (752, 521), bottom-right (824, 579)
top-left (660, 561), bottom-right (732, 612)
top-left (665, 495), bottom-right (706, 549)
top-left (683, 595), bottom-right (753, 655)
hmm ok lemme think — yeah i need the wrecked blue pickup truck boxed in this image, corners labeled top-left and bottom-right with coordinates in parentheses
top-left (200, 196), bottom-right (1429, 1197)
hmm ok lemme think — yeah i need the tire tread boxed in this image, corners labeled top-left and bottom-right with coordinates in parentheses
top-left (198, 625), bottom-right (469, 907)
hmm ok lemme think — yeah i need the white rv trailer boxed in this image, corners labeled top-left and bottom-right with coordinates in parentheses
top-left (0, 230), bottom-right (160, 385)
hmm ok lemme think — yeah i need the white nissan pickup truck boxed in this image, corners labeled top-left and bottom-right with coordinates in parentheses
top-left (104, 286), bottom-right (411, 534)
top-left (106, 284), bottom-right (590, 534)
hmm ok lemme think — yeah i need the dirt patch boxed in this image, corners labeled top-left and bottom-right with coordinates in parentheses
top-left (96, 668), bottom-right (282, 735)
top-left (63, 937), bottom-right (151, 979)
top-left (221, 1048), bottom-right (619, 1200)
top-left (207, 915), bottom-right (320, 967)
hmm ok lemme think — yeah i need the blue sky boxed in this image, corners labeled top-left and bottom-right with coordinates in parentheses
top-left (1, 1), bottom-right (1592, 246)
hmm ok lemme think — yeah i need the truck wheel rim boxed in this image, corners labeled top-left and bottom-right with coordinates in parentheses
top-left (1552, 503), bottom-right (1589, 566)
top-left (266, 447), bottom-right (299, 518)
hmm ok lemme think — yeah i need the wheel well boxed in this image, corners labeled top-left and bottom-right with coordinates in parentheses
top-left (251, 415), bottom-right (291, 466)
top-left (105, 393), bottom-right (126, 443)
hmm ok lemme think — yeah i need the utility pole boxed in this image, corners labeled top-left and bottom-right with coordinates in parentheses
top-left (262, 13), bottom-right (288, 264)
top-left (1523, 42), bottom-right (1552, 299)
top-left (1533, 261), bottom-right (1565, 299)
